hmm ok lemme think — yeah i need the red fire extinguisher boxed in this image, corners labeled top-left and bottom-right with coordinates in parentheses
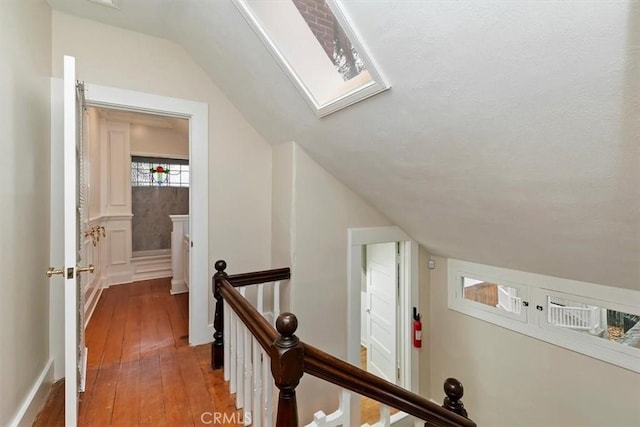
top-left (413, 307), bottom-right (422, 348)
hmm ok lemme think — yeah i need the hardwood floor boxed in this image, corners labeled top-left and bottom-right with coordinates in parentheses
top-left (34, 278), bottom-right (241, 426)
top-left (360, 346), bottom-right (399, 425)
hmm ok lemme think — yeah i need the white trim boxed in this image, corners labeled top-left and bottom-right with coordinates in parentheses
top-left (131, 252), bottom-right (172, 282)
top-left (448, 259), bottom-right (640, 374)
top-left (88, 0), bottom-right (120, 9)
top-left (7, 359), bottom-right (54, 427)
top-left (400, 239), bottom-right (419, 390)
top-left (82, 83), bottom-right (210, 346)
top-left (130, 151), bottom-right (189, 161)
top-left (347, 226), bottom-right (419, 425)
top-left (450, 269), bottom-right (528, 324)
top-left (49, 78), bottom-right (65, 381)
top-left (84, 280), bottom-right (104, 328)
top-left (101, 214), bottom-right (133, 221)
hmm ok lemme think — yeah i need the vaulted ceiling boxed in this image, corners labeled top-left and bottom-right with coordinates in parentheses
top-left (49, 0), bottom-right (640, 290)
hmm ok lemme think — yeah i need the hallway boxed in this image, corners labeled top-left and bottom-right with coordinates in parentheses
top-left (37, 278), bottom-right (240, 426)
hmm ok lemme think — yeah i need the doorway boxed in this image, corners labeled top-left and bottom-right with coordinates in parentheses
top-left (50, 80), bottom-right (210, 386)
top-left (361, 241), bottom-right (399, 383)
top-left (81, 106), bottom-right (192, 317)
top-left (347, 226), bottom-right (420, 423)
top-left (81, 82), bottom-right (210, 347)
top-left (360, 241), bottom-right (401, 424)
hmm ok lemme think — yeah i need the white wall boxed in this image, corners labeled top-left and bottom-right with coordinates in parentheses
top-left (51, 12), bottom-right (273, 322)
top-left (271, 142), bottom-right (295, 313)
top-left (429, 256), bottom-right (640, 427)
top-left (417, 246), bottom-right (431, 396)
top-left (272, 142), bottom-right (392, 422)
top-left (130, 123), bottom-right (189, 158)
top-left (0, 0), bottom-right (52, 425)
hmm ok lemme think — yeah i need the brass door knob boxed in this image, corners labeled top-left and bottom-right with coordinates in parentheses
top-left (77, 264), bottom-right (95, 274)
top-left (46, 267), bottom-right (65, 278)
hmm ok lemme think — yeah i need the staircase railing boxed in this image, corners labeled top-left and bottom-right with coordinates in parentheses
top-left (212, 260), bottom-right (477, 427)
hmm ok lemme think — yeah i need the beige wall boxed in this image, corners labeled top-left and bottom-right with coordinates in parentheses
top-left (0, 0), bottom-right (52, 424)
top-left (130, 123), bottom-right (189, 159)
top-left (52, 11), bottom-right (272, 271)
top-left (271, 142), bottom-right (295, 313)
top-left (429, 256), bottom-right (640, 427)
top-left (417, 246), bottom-right (432, 396)
top-left (277, 143), bottom-right (392, 421)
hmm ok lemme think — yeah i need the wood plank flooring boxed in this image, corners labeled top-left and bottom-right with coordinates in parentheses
top-left (34, 278), bottom-right (410, 426)
top-left (34, 278), bottom-right (241, 426)
top-left (360, 345), bottom-right (399, 425)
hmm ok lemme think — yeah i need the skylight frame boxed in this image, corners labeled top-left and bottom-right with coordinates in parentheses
top-left (233, 0), bottom-right (390, 118)
top-left (87, 0), bottom-right (120, 9)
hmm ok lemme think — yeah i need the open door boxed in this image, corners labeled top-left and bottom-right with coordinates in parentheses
top-left (365, 242), bottom-right (398, 384)
top-left (47, 55), bottom-right (92, 426)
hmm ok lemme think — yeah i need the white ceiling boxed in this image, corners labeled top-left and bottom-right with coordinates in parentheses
top-left (49, 0), bottom-right (640, 290)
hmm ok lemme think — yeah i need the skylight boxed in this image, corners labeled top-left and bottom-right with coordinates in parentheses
top-left (234, 0), bottom-right (389, 117)
top-left (87, 0), bottom-right (119, 9)
top-left (291, 0), bottom-right (366, 82)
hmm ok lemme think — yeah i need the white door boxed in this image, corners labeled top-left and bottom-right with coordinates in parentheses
top-left (365, 242), bottom-right (398, 384)
top-left (51, 55), bottom-right (91, 426)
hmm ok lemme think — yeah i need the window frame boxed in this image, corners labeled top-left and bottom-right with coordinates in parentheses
top-left (130, 155), bottom-right (190, 188)
top-left (451, 270), bottom-right (528, 323)
top-left (233, 0), bottom-right (390, 117)
top-left (448, 259), bottom-right (640, 374)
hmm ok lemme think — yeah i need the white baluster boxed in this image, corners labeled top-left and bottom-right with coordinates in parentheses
top-left (304, 389), bottom-right (351, 427)
top-left (243, 318), bottom-right (252, 424)
top-left (224, 302), bottom-right (230, 381)
top-left (257, 283), bottom-right (264, 314)
top-left (378, 404), bottom-right (390, 427)
top-left (252, 337), bottom-right (262, 427)
top-left (274, 281), bottom-right (281, 323)
top-left (309, 411), bottom-right (329, 426)
top-left (237, 288), bottom-right (246, 408)
top-left (263, 348), bottom-right (273, 426)
top-left (229, 309), bottom-right (237, 394)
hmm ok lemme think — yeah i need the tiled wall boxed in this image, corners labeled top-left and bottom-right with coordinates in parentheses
top-left (132, 187), bottom-right (189, 252)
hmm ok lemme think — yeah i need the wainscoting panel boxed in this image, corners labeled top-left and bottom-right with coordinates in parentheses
top-left (109, 229), bottom-right (128, 265)
top-left (104, 215), bottom-right (133, 286)
top-left (103, 120), bottom-right (131, 215)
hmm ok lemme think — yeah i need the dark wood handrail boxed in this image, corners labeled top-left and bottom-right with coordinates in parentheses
top-left (218, 276), bottom-right (277, 350)
top-left (304, 344), bottom-right (476, 427)
top-left (211, 260), bottom-right (476, 427)
top-left (226, 267), bottom-right (291, 287)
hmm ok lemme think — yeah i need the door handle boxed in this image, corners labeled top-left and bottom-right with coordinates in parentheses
top-left (46, 267), bottom-right (65, 278)
top-left (77, 264), bottom-right (95, 274)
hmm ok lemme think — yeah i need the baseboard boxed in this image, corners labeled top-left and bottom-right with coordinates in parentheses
top-left (8, 359), bottom-right (54, 427)
top-left (134, 270), bottom-right (173, 281)
top-left (84, 280), bottom-right (103, 328)
top-left (170, 278), bottom-right (188, 295)
top-left (106, 272), bottom-right (134, 287)
top-left (131, 252), bottom-right (172, 282)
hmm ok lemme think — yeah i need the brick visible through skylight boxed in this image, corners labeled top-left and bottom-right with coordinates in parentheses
top-left (291, 0), bottom-right (366, 81)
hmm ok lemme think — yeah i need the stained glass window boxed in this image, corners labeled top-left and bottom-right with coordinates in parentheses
top-left (131, 156), bottom-right (189, 187)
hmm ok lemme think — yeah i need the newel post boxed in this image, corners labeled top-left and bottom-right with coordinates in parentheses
top-left (212, 260), bottom-right (227, 369)
top-left (271, 313), bottom-right (304, 427)
top-left (442, 377), bottom-right (468, 418)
